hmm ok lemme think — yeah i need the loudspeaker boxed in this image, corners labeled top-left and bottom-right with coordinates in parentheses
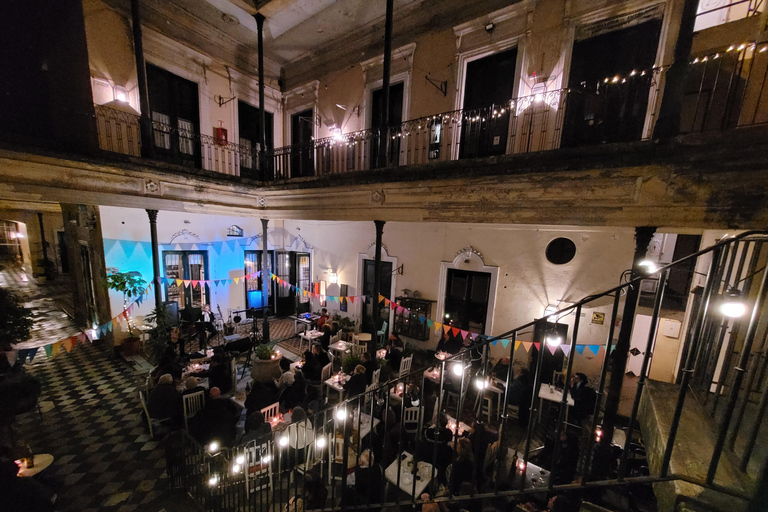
top-left (163, 301), bottom-right (179, 328)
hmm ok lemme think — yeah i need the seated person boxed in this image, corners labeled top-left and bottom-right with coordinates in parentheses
top-left (275, 371), bottom-right (295, 395)
top-left (190, 387), bottom-right (239, 447)
top-left (313, 344), bottom-right (331, 369)
top-left (361, 351), bottom-right (378, 385)
top-left (156, 344), bottom-right (185, 381)
top-left (316, 308), bottom-right (330, 330)
top-left (569, 373), bottom-right (596, 424)
top-left (537, 430), bottom-right (580, 485)
top-left (301, 349), bottom-right (322, 382)
top-left (281, 371), bottom-right (307, 411)
top-left (191, 354), bottom-right (232, 394)
top-left (147, 373), bottom-right (182, 424)
top-left (491, 357), bottom-right (511, 381)
top-left (239, 411), bottom-right (272, 445)
top-left (287, 407), bottom-right (314, 465)
top-left (181, 376), bottom-right (206, 397)
top-left (352, 449), bottom-right (383, 507)
top-left (0, 456), bottom-right (57, 511)
top-left (343, 364), bottom-right (368, 397)
top-left (245, 381), bottom-right (278, 415)
top-left (508, 368), bottom-right (532, 425)
top-left (319, 324), bottom-right (333, 351)
top-left (385, 333), bottom-right (404, 371)
top-left (449, 437), bottom-right (475, 495)
top-left (436, 329), bottom-right (462, 354)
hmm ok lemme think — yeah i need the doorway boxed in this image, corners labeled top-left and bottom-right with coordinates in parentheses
top-left (362, 259), bottom-right (393, 333)
top-left (238, 100), bottom-right (274, 179)
top-left (79, 245), bottom-right (98, 328)
top-left (443, 269), bottom-right (491, 333)
top-left (370, 82), bottom-right (404, 168)
top-left (460, 48), bottom-right (517, 159)
top-left (163, 251), bottom-right (209, 320)
top-left (561, 19), bottom-right (662, 147)
top-left (244, 250), bottom-right (274, 313)
top-left (290, 109), bottom-right (314, 177)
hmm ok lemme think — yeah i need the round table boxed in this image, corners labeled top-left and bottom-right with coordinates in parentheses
top-left (16, 454), bottom-right (54, 477)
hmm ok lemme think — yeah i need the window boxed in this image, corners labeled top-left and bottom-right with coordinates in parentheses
top-left (245, 250), bottom-right (274, 310)
top-left (147, 64), bottom-right (200, 166)
top-left (546, 238), bottom-right (576, 265)
top-left (164, 251), bottom-right (209, 311)
top-left (695, 0), bottom-right (764, 31)
top-left (276, 252), bottom-right (291, 298)
top-left (444, 269), bottom-right (491, 333)
top-left (238, 100), bottom-right (274, 177)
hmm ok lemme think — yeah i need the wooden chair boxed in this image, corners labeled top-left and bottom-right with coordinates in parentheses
top-left (320, 363), bottom-right (333, 402)
top-left (244, 441), bottom-right (273, 496)
top-left (353, 344), bottom-right (367, 359)
top-left (398, 355), bottom-right (413, 378)
top-left (376, 320), bottom-right (388, 347)
top-left (403, 406), bottom-right (421, 435)
top-left (330, 333), bottom-right (341, 345)
top-left (261, 401), bottom-right (279, 424)
top-left (139, 390), bottom-right (171, 439)
top-left (371, 368), bottom-right (381, 388)
top-left (182, 390), bottom-right (205, 431)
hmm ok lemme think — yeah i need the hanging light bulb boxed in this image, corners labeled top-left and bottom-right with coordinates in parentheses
top-left (208, 474), bottom-right (220, 486)
top-left (279, 435), bottom-right (289, 447)
top-left (638, 260), bottom-right (658, 274)
top-left (316, 436), bottom-right (327, 449)
top-left (335, 407), bottom-right (347, 421)
top-left (208, 441), bottom-right (220, 454)
top-left (451, 363), bottom-right (464, 376)
top-left (545, 333), bottom-right (562, 347)
top-left (721, 289), bottom-right (746, 318)
top-left (475, 377), bottom-right (489, 390)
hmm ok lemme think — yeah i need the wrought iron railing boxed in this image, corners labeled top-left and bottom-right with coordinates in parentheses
top-left (163, 231), bottom-right (768, 512)
top-left (94, 104), bottom-right (141, 157)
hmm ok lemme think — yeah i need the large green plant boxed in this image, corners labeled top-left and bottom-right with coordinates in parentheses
top-left (143, 306), bottom-right (170, 366)
top-left (106, 272), bottom-right (147, 336)
top-left (0, 288), bottom-right (33, 351)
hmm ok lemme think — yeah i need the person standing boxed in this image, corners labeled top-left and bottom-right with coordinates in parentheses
top-left (198, 304), bottom-right (218, 350)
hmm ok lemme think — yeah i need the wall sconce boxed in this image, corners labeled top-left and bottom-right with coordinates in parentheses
top-left (392, 264), bottom-right (404, 276)
top-left (544, 304), bottom-right (558, 317)
top-left (328, 272), bottom-right (338, 284)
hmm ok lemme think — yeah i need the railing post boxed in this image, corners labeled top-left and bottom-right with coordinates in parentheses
top-left (711, 244), bottom-right (768, 479)
top-left (521, 320), bottom-right (547, 489)
top-left (661, 246), bottom-right (723, 476)
top-left (618, 269), bottom-right (668, 479)
top-left (495, 331), bottom-right (516, 494)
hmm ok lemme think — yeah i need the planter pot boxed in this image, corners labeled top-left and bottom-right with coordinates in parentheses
top-left (121, 337), bottom-right (142, 357)
top-left (250, 357), bottom-right (282, 383)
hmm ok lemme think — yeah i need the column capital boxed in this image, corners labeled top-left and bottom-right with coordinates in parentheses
top-left (146, 209), bottom-right (158, 223)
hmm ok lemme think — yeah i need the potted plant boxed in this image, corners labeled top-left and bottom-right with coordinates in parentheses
top-left (342, 353), bottom-right (362, 375)
top-left (106, 271), bottom-right (147, 356)
top-left (250, 343), bottom-right (282, 383)
top-left (0, 288), bottom-right (40, 450)
top-left (332, 314), bottom-right (357, 340)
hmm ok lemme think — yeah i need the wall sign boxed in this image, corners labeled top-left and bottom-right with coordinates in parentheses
top-left (591, 312), bottom-right (605, 325)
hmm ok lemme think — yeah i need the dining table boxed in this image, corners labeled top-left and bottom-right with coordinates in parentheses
top-left (15, 454), bottom-right (55, 477)
top-left (328, 340), bottom-right (352, 356)
top-left (294, 314), bottom-right (320, 334)
top-left (512, 455), bottom-right (550, 489)
top-left (384, 451), bottom-right (433, 497)
top-left (299, 329), bottom-right (323, 353)
top-left (445, 414), bottom-right (473, 436)
top-left (324, 372), bottom-right (349, 401)
top-left (537, 383), bottom-right (575, 422)
top-left (289, 360), bottom-right (304, 374)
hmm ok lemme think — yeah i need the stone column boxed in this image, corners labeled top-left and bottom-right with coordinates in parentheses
top-left (254, 13), bottom-right (268, 180)
top-left (261, 218), bottom-right (270, 344)
top-left (146, 210), bottom-right (162, 310)
top-left (377, 0), bottom-right (394, 168)
top-left (370, 220), bottom-right (385, 354)
top-left (594, 226), bottom-right (656, 478)
top-left (130, 0), bottom-right (153, 157)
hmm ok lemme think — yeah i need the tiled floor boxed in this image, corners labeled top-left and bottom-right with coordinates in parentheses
top-left (16, 341), bottom-right (170, 512)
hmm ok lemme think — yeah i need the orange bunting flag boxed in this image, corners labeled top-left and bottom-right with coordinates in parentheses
top-left (522, 342), bottom-right (532, 353)
top-left (63, 338), bottom-right (74, 352)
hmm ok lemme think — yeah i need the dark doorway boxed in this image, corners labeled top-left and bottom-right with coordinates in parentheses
top-left (290, 109), bottom-right (314, 177)
top-left (146, 64), bottom-right (201, 168)
top-left (56, 231), bottom-right (69, 273)
top-left (561, 19), bottom-right (662, 147)
top-left (79, 245), bottom-right (98, 328)
top-left (238, 100), bottom-right (274, 179)
top-left (363, 259), bottom-right (393, 332)
top-left (460, 48), bottom-right (517, 159)
top-left (244, 250), bottom-right (275, 314)
top-left (294, 252), bottom-right (311, 314)
top-left (370, 82), bottom-right (404, 168)
top-left (443, 269), bottom-right (491, 333)
top-left (532, 321), bottom-right (569, 384)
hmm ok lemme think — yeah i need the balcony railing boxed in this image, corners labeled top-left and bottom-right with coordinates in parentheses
top-left (163, 231), bottom-right (768, 512)
top-left (93, 49), bottom-right (768, 181)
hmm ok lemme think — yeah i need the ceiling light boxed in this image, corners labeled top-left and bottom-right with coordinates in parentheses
top-left (721, 289), bottom-right (746, 318)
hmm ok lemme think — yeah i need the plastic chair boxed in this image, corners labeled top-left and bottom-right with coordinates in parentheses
top-left (398, 356), bottom-right (413, 378)
top-left (182, 390), bottom-right (205, 431)
top-left (261, 401), bottom-right (279, 423)
top-left (376, 320), bottom-right (388, 346)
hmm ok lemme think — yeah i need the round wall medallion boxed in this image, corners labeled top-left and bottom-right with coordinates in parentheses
top-left (546, 237), bottom-right (576, 265)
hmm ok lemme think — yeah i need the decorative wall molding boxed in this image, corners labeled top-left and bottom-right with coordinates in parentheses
top-left (453, 246), bottom-right (486, 266)
top-left (168, 229), bottom-right (200, 243)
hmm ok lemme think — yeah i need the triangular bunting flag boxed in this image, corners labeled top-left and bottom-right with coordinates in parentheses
top-left (515, 340), bottom-right (521, 351)
top-left (44, 345), bottom-right (53, 357)
top-left (547, 344), bottom-right (558, 355)
top-left (491, 339), bottom-right (497, 345)
top-left (100, 325), bottom-right (107, 336)
top-left (78, 333), bottom-right (86, 342)
top-left (561, 346), bottom-right (571, 357)
top-left (501, 339), bottom-right (510, 348)
top-left (435, 322), bottom-right (442, 332)
top-left (588, 345), bottom-right (601, 355)
top-left (107, 321), bottom-right (114, 332)
top-left (349, 296), bottom-right (356, 303)
top-left (576, 345), bottom-right (586, 354)
top-left (533, 342), bottom-right (540, 351)
top-left (51, 342), bottom-right (61, 356)
top-left (461, 330), bottom-right (469, 339)
top-left (63, 338), bottom-right (74, 352)
top-left (451, 327), bottom-right (460, 337)
top-left (234, 277), bottom-right (240, 284)
top-left (28, 348), bottom-right (39, 362)
top-left (418, 316), bottom-right (426, 324)
top-left (522, 342), bottom-right (532, 352)
top-left (183, 280), bottom-right (191, 288)
top-left (426, 319), bottom-right (433, 328)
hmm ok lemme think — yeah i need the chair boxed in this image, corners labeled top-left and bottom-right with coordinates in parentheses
top-left (398, 355), bottom-right (413, 378)
top-left (320, 363), bottom-right (333, 402)
top-left (376, 320), bottom-right (388, 346)
top-left (244, 441), bottom-right (273, 496)
top-left (353, 344), bottom-right (367, 358)
top-left (403, 406), bottom-right (421, 435)
top-left (483, 440), bottom-right (501, 477)
top-left (330, 333), bottom-right (341, 345)
top-left (139, 390), bottom-right (171, 439)
top-left (261, 401), bottom-right (279, 424)
top-left (182, 390), bottom-right (205, 431)
top-left (371, 369), bottom-right (381, 387)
